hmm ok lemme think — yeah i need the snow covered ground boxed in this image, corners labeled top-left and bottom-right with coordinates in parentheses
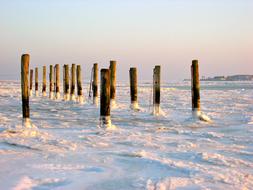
top-left (0, 80), bottom-right (252, 190)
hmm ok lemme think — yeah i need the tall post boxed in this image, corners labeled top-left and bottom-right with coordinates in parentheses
top-left (100, 69), bottom-right (111, 126)
top-left (71, 63), bottom-right (76, 101)
top-left (63, 65), bottom-right (65, 97)
top-left (92, 63), bottom-right (98, 105)
top-left (153, 65), bottom-right (161, 115)
top-left (42, 66), bottom-right (46, 96)
top-left (53, 65), bottom-right (56, 96)
top-left (129, 67), bottom-right (139, 110)
top-left (191, 60), bottom-right (200, 113)
top-left (55, 64), bottom-right (60, 99)
top-left (109, 60), bottom-right (116, 106)
top-left (190, 60), bottom-right (211, 122)
top-left (64, 64), bottom-right (70, 100)
top-left (35, 67), bottom-right (39, 97)
top-left (76, 65), bottom-right (84, 104)
top-left (29, 69), bottom-right (33, 96)
top-left (21, 54), bottom-right (30, 123)
top-left (49, 65), bottom-right (54, 99)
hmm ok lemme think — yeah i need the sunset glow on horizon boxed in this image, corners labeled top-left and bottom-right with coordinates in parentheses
top-left (0, 0), bottom-right (252, 80)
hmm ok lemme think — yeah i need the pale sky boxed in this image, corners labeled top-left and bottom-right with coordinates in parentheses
top-left (0, 0), bottom-right (252, 81)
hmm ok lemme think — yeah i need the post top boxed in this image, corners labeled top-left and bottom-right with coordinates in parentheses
top-left (192, 60), bottom-right (199, 68)
top-left (21, 54), bottom-right (30, 62)
top-left (101, 68), bottom-right (109, 72)
top-left (110, 60), bottom-right (117, 64)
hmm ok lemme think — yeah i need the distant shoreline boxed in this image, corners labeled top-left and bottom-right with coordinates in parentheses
top-left (184, 75), bottom-right (253, 81)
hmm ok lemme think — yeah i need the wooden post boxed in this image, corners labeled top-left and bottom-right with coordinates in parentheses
top-left (76, 65), bottom-right (84, 103)
top-left (191, 60), bottom-right (200, 113)
top-left (100, 69), bottom-right (111, 126)
top-left (109, 60), bottom-right (116, 106)
top-left (153, 65), bottom-right (161, 114)
top-left (29, 69), bottom-right (33, 96)
top-left (129, 67), bottom-right (139, 110)
top-left (42, 66), bottom-right (46, 96)
top-left (190, 60), bottom-right (212, 122)
top-left (92, 63), bottom-right (98, 105)
top-left (55, 64), bottom-right (60, 99)
top-left (71, 64), bottom-right (76, 101)
top-left (49, 65), bottom-right (54, 99)
top-left (64, 64), bottom-right (70, 100)
top-left (63, 65), bottom-right (65, 97)
top-left (53, 65), bottom-right (56, 96)
top-left (35, 67), bottom-right (39, 96)
top-left (21, 54), bottom-right (30, 122)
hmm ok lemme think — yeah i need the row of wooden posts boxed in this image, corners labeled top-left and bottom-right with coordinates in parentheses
top-left (28, 64), bottom-right (81, 100)
top-left (21, 54), bottom-right (202, 125)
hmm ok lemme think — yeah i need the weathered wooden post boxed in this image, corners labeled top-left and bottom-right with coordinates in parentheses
top-left (42, 66), bottom-right (46, 97)
top-left (109, 60), bottom-right (116, 106)
top-left (49, 65), bottom-right (54, 99)
top-left (63, 65), bottom-right (65, 97)
top-left (92, 63), bottom-right (99, 105)
top-left (191, 60), bottom-right (211, 122)
top-left (70, 64), bottom-right (76, 101)
top-left (35, 67), bottom-right (39, 97)
top-left (129, 67), bottom-right (139, 110)
top-left (153, 65), bottom-right (161, 115)
top-left (191, 60), bottom-right (200, 114)
top-left (29, 69), bottom-right (33, 96)
top-left (21, 54), bottom-right (30, 124)
top-left (100, 69), bottom-right (111, 126)
top-left (76, 65), bottom-right (84, 104)
top-left (55, 64), bottom-right (60, 99)
top-left (53, 65), bottom-right (56, 97)
top-left (64, 64), bottom-right (70, 100)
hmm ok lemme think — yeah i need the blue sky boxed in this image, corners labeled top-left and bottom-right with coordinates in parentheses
top-left (0, 0), bottom-right (252, 80)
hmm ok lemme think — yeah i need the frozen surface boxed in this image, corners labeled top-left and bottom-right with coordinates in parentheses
top-left (0, 80), bottom-right (253, 190)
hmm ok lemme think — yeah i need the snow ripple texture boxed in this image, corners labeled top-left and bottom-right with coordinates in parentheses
top-left (0, 80), bottom-right (252, 190)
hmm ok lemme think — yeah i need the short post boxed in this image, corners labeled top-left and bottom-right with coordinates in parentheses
top-left (42, 66), bottom-right (46, 96)
top-left (100, 69), bottom-right (111, 126)
top-left (55, 64), bottom-right (60, 99)
top-left (109, 60), bottom-right (116, 106)
top-left (29, 69), bottom-right (33, 96)
top-left (129, 67), bottom-right (139, 110)
top-left (70, 63), bottom-right (76, 101)
top-left (92, 63), bottom-right (98, 105)
top-left (64, 64), bottom-right (70, 100)
top-left (191, 60), bottom-right (200, 114)
top-left (76, 65), bottom-right (84, 104)
top-left (21, 54), bottom-right (30, 124)
top-left (49, 65), bottom-right (54, 99)
top-left (153, 65), bottom-right (161, 115)
top-left (35, 67), bottom-right (39, 96)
